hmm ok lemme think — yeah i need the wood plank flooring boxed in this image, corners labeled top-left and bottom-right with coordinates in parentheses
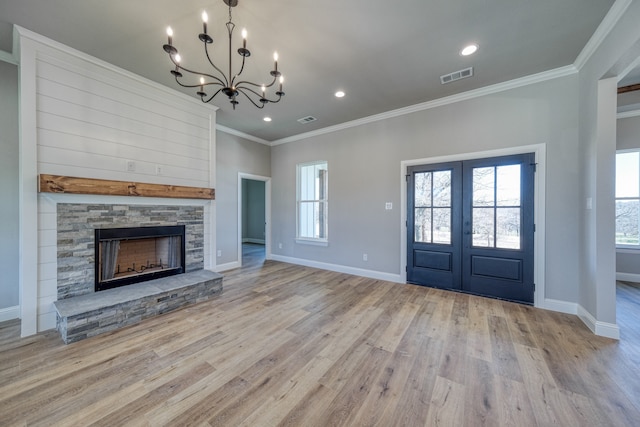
top-left (1, 249), bottom-right (640, 426)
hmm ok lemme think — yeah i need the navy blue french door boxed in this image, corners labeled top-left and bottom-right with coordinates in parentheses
top-left (407, 153), bottom-right (535, 304)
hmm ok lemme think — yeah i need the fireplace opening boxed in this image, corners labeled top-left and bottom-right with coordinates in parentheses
top-left (95, 225), bottom-right (185, 292)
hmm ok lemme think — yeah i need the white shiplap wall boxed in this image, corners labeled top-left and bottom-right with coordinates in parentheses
top-left (15, 26), bottom-right (218, 334)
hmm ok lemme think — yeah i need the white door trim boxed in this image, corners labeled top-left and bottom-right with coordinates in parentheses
top-left (237, 173), bottom-right (272, 266)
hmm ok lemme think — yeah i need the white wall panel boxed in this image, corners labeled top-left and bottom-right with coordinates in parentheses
top-left (33, 46), bottom-right (214, 189)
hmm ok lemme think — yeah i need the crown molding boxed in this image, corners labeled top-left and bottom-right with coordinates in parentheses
top-left (271, 65), bottom-right (577, 146)
top-left (574, 0), bottom-right (632, 71)
top-left (0, 49), bottom-right (17, 65)
top-left (216, 124), bottom-right (271, 145)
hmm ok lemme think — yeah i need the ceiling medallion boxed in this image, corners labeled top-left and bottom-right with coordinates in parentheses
top-left (162, 0), bottom-right (285, 109)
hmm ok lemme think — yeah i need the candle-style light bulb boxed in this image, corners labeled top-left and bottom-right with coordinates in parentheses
top-left (202, 11), bottom-right (208, 34)
top-left (174, 53), bottom-right (181, 63)
top-left (242, 28), bottom-right (247, 48)
top-left (274, 51), bottom-right (279, 71)
top-left (166, 26), bottom-right (174, 45)
top-left (200, 76), bottom-right (205, 89)
top-left (261, 85), bottom-right (266, 96)
top-left (279, 76), bottom-right (284, 91)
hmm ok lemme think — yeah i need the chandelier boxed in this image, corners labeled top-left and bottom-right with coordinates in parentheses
top-left (162, 0), bottom-right (285, 109)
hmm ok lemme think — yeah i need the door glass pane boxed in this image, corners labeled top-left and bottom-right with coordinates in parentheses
top-left (432, 208), bottom-right (451, 244)
top-left (415, 208), bottom-right (432, 243)
top-left (473, 207), bottom-right (494, 247)
top-left (616, 200), bottom-right (640, 245)
top-left (473, 167), bottom-right (494, 206)
top-left (496, 165), bottom-right (521, 206)
top-left (415, 172), bottom-right (432, 207)
top-left (433, 171), bottom-right (451, 207)
top-left (496, 207), bottom-right (520, 249)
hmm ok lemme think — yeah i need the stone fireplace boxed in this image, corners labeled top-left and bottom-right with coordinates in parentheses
top-left (56, 203), bottom-right (204, 300)
top-left (51, 201), bottom-right (222, 343)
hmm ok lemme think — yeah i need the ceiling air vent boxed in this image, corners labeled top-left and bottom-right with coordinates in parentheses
top-left (297, 115), bottom-right (317, 124)
top-left (440, 67), bottom-right (474, 84)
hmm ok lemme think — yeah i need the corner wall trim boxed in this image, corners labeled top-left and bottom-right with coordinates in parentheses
top-left (0, 306), bottom-right (20, 322)
top-left (577, 305), bottom-right (620, 339)
top-left (270, 255), bottom-right (403, 284)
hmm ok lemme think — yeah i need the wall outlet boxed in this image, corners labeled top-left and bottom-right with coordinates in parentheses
top-left (363, 253), bottom-right (368, 261)
top-left (385, 202), bottom-right (393, 210)
top-left (278, 243), bottom-right (283, 249)
top-left (217, 250), bottom-right (222, 257)
top-left (155, 165), bottom-right (163, 175)
top-left (126, 160), bottom-right (136, 172)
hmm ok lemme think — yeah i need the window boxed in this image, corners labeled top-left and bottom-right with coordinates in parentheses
top-left (616, 150), bottom-right (640, 247)
top-left (297, 161), bottom-right (328, 243)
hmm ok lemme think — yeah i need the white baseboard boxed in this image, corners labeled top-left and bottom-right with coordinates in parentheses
top-left (215, 261), bottom-right (240, 272)
top-left (540, 298), bottom-right (578, 315)
top-left (0, 306), bottom-right (20, 322)
top-left (270, 254), bottom-right (403, 283)
top-left (577, 304), bottom-right (620, 340)
top-left (616, 272), bottom-right (640, 283)
top-left (242, 238), bottom-right (265, 244)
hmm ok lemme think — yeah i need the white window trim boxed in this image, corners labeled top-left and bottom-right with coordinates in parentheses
top-left (615, 149), bottom-right (640, 249)
top-left (296, 160), bottom-right (328, 243)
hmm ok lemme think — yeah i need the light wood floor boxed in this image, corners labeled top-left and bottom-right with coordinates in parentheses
top-left (1, 250), bottom-right (640, 426)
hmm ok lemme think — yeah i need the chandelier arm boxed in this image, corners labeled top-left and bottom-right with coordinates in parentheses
top-left (203, 88), bottom-right (225, 103)
top-left (236, 86), bottom-right (282, 103)
top-left (203, 44), bottom-right (229, 87)
top-left (236, 88), bottom-right (266, 109)
top-left (235, 74), bottom-right (278, 90)
top-left (231, 55), bottom-right (247, 87)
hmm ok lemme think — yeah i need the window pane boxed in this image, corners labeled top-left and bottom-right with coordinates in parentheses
top-left (496, 164), bottom-right (521, 206)
top-left (616, 200), bottom-right (640, 245)
top-left (415, 172), bottom-right (432, 207)
top-left (473, 207), bottom-right (494, 247)
top-left (496, 207), bottom-right (520, 249)
top-left (415, 208), bottom-right (432, 243)
top-left (432, 208), bottom-right (451, 244)
top-left (299, 201), bottom-right (315, 238)
top-left (433, 171), bottom-right (451, 207)
top-left (616, 152), bottom-right (639, 198)
top-left (473, 167), bottom-right (494, 207)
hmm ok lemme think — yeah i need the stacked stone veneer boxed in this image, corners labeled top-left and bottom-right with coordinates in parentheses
top-left (57, 203), bottom-right (204, 299)
top-left (55, 270), bottom-right (223, 344)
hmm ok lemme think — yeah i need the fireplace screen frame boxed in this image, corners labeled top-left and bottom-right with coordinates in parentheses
top-left (94, 225), bottom-right (186, 292)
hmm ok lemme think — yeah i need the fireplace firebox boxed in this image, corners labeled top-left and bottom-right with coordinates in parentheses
top-left (95, 225), bottom-right (186, 292)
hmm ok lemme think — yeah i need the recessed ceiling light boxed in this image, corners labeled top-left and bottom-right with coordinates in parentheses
top-left (263, 117), bottom-right (272, 122)
top-left (460, 44), bottom-right (479, 56)
top-left (335, 90), bottom-right (345, 98)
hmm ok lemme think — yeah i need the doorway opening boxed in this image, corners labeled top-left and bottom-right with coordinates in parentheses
top-left (238, 173), bottom-right (271, 267)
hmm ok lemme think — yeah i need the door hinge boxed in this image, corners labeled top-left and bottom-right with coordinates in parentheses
top-left (530, 162), bottom-right (537, 173)
top-left (533, 283), bottom-right (536, 291)
top-left (405, 174), bottom-right (410, 181)
top-left (533, 224), bottom-right (536, 232)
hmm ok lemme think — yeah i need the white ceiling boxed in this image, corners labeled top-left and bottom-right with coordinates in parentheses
top-left (0, 0), bottom-right (619, 142)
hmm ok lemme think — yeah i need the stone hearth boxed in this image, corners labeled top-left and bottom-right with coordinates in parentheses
top-left (54, 270), bottom-right (222, 344)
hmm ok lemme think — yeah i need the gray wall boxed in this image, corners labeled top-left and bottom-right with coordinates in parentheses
top-left (0, 59), bottom-right (19, 311)
top-left (616, 114), bottom-right (640, 277)
top-left (216, 131), bottom-right (270, 266)
top-left (242, 179), bottom-right (266, 243)
top-left (577, 0), bottom-right (640, 324)
top-left (271, 74), bottom-right (581, 302)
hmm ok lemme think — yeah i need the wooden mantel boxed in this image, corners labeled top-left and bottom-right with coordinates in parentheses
top-left (38, 174), bottom-right (215, 200)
